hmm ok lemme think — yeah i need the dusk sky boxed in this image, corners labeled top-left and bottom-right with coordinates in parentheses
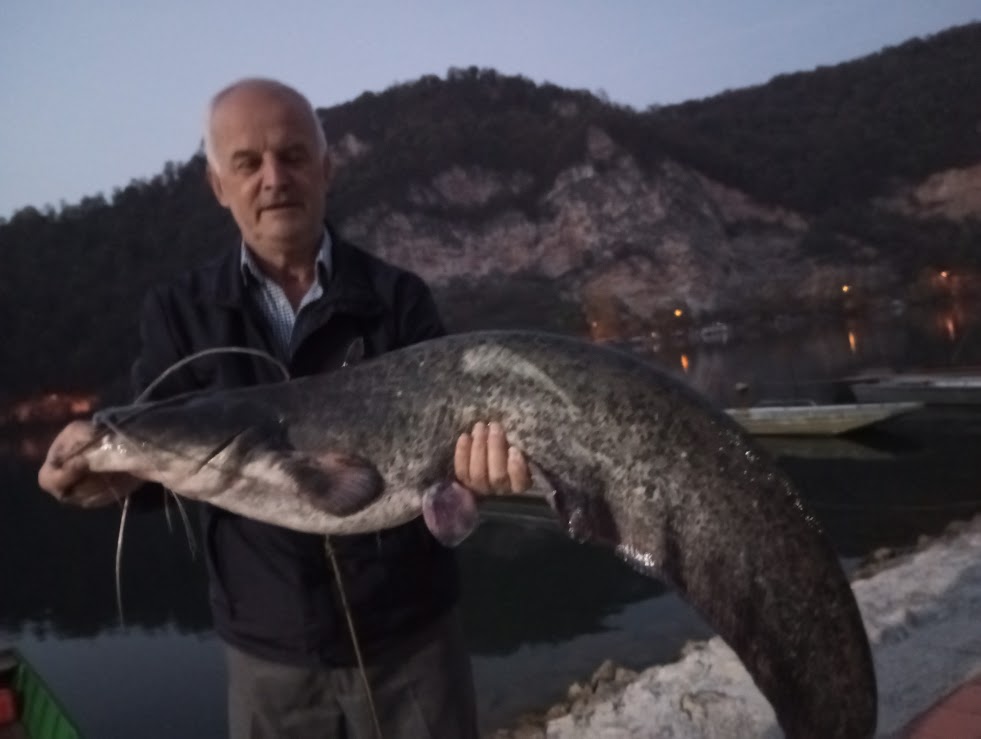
top-left (2, 0), bottom-right (978, 219)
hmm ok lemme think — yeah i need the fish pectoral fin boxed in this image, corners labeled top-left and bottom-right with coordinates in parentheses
top-left (537, 465), bottom-right (620, 546)
top-left (282, 451), bottom-right (384, 516)
top-left (422, 481), bottom-right (479, 547)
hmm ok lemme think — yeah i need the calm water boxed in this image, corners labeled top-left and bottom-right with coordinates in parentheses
top-left (3, 305), bottom-right (981, 738)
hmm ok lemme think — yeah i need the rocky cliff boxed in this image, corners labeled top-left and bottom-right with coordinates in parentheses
top-left (332, 125), bottom-right (903, 337)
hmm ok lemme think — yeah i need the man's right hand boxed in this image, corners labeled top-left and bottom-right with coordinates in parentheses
top-left (37, 421), bottom-right (139, 507)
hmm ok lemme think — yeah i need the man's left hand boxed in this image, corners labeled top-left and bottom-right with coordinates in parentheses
top-left (454, 422), bottom-right (531, 495)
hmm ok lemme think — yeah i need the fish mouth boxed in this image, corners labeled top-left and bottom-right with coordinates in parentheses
top-left (90, 408), bottom-right (112, 427)
top-left (91, 407), bottom-right (131, 441)
top-left (90, 406), bottom-right (251, 485)
top-left (90, 404), bottom-right (159, 448)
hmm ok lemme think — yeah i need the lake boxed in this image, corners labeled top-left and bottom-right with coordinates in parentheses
top-left (2, 303), bottom-right (980, 737)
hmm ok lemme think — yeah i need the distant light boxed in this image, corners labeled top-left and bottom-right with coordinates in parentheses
top-left (674, 308), bottom-right (683, 318)
top-left (940, 271), bottom-right (949, 279)
top-left (70, 399), bottom-right (93, 414)
top-left (848, 331), bottom-right (857, 354)
top-left (841, 285), bottom-right (850, 293)
top-left (680, 353), bottom-right (690, 372)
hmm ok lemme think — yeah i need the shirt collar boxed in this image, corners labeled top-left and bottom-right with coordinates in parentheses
top-left (240, 229), bottom-right (332, 287)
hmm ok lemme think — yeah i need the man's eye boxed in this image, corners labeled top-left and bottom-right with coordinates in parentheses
top-left (234, 157), bottom-right (260, 172)
top-left (281, 149), bottom-right (307, 164)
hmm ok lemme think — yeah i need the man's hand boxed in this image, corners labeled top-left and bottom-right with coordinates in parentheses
top-left (37, 421), bottom-right (139, 508)
top-left (454, 422), bottom-right (531, 495)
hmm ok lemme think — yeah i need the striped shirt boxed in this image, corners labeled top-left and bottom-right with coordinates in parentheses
top-left (240, 231), bottom-right (333, 360)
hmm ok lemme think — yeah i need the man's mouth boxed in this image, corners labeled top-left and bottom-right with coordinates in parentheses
top-left (260, 202), bottom-right (302, 215)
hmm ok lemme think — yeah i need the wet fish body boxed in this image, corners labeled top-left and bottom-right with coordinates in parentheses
top-left (85, 331), bottom-right (876, 738)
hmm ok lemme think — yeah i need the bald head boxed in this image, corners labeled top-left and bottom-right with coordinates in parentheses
top-left (204, 78), bottom-right (327, 172)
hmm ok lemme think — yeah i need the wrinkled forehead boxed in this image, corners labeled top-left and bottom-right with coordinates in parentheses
top-left (210, 88), bottom-right (320, 155)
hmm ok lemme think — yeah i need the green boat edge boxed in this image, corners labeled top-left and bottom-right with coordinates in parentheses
top-left (0, 647), bottom-right (82, 739)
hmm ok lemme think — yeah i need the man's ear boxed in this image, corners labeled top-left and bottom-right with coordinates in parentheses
top-left (207, 166), bottom-right (228, 207)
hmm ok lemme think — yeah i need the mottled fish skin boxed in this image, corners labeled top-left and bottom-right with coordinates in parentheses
top-left (85, 331), bottom-right (876, 738)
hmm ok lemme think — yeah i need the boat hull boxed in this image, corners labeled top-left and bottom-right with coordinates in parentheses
top-left (726, 401), bottom-right (922, 436)
top-left (850, 375), bottom-right (981, 405)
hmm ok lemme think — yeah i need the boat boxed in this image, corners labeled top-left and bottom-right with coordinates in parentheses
top-left (697, 322), bottom-right (732, 345)
top-left (0, 647), bottom-right (81, 739)
top-left (848, 372), bottom-right (981, 405)
top-left (725, 401), bottom-right (922, 436)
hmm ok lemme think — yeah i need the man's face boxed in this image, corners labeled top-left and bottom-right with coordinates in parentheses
top-left (206, 87), bottom-right (330, 256)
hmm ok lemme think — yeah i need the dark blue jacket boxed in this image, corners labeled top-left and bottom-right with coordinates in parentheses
top-left (131, 231), bottom-right (459, 666)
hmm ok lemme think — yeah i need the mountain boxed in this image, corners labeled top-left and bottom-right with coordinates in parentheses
top-left (1, 22), bottom-right (980, 399)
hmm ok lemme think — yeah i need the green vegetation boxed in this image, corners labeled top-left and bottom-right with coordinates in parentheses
top-left (650, 23), bottom-right (981, 212)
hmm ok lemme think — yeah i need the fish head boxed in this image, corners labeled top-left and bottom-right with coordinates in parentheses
top-left (88, 393), bottom-right (288, 490)
top-left (87, 393), bottom-right (385, 520)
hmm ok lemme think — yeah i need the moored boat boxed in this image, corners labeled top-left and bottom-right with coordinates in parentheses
top-left (726, 401), bottom-right (922, 436)
top-left (0, 648), bottom-right (81, 739)
top-left (849, 372), bottom-right (981, 405)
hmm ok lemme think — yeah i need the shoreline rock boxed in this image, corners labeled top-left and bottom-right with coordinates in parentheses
top-left (488, 513), bottom-right (981, 738)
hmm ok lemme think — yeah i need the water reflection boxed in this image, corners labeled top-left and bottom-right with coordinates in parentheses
top-left (0, 454), bottom-right (211, 638)
top-left (2, 392), bottom-right (98, 425)
top-left (638, 303), bottom-right (981, 409)
top-left (0, 425), bottom-right (62, 463)
top-left (459, 519), bottom-right (664, 651)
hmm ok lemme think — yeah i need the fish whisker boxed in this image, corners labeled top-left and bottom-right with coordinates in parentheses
top-left (115, 491), bottom-right (130, 628)
top-left (136, 347), bottom-right (289, 402)
top-left (163, 486), bottom-right (172, 531)
top-left (101, 347), bottom-right (289, 633)
top-left (168, 488), bottom-right (198, 559)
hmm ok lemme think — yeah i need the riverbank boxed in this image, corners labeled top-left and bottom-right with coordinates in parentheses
top-left (490, 513), bottom-right (981, 738)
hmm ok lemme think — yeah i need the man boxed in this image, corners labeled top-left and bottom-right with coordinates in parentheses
top-left (38, 78), bottom-right (531, 738)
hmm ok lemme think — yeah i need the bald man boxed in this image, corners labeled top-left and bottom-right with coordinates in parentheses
top-left (39, 78), bottom-right (531, 738)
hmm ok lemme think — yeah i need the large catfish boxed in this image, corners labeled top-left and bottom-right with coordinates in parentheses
top-left (79, 331), bottom-right (876, 738)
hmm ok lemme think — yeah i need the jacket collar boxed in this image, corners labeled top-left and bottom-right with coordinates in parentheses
top-left (240, 229), bottom-right (333, 288)
top-left (210, 223), bottom-right (383, 318)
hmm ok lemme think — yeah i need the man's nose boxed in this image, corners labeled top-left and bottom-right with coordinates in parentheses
top-left (261, 155), bottom-right (288, 187)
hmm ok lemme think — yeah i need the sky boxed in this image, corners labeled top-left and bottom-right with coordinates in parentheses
top-left (1, 0), bottom-right (978, 219)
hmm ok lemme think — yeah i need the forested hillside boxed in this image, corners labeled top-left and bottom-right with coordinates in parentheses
top-left (1, 22), bottom-right (979, 400)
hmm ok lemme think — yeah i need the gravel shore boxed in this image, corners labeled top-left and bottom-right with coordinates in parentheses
top-left (488, 514), bottom-right (981, 738)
